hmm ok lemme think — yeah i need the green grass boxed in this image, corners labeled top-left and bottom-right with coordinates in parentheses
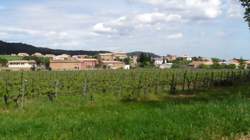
top-left (0, 84), bottom-right (250, 140)
top-left (0, 55), bottom-right (23, 61)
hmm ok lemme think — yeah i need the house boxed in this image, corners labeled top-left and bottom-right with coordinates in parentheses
top-left (113, 52), bottom-right (128, 60)
top-left (72, 55), bottom-right (88, 60)
top-left (130, 56), bottom-right (138, 67)
top-left (180, 55), bottom-right (192, 61)
top-left (45, 54), bottom-right (56, 59)
top-left (98, 53), bottom-right (114, 61)
top-left (159, 63), bottom-right (173, 69)
top-left (7, 60), bottom-right (36, 71)
top-left (53, 54), bottom-right (71, 60)
top-left (124, 65), bottom-right (130, 70)
top-left (190, 60), bottom-right (213, 68)
top-left (102, 61), bottom-right (125, 70)
top-left (32, 53), bottom-right (43, 57)
top-left (98, 52), bottom-right (128, 61)
top-left (50, 59), bottom-right (98, 71)
top-left (154, 57), bottom-right (164, 66)
top-left (166, 55), bottom-right (177, 62)
top-left (17, 53), bottom-right (29, 57)
top-left (226, 59), bottom-right (241, 68)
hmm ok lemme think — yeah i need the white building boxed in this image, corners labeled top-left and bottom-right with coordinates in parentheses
top-left (123, 65), bottom-right (130, 70)
top-left (7, 60), bottom-right (37, 71)
top-left (154, 57), bottom-right (164, 66)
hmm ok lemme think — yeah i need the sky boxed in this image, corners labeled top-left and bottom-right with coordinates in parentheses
top-left (0, 0), bottom-right (249, 59)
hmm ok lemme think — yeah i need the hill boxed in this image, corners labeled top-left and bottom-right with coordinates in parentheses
top-left (0, 40), bottom-right (109, 56)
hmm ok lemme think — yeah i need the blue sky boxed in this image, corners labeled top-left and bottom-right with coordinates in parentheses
top-left (0, 0), bottom-right (249, 59)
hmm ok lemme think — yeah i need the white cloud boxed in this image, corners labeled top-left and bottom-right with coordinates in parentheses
top-left (93, 23), bottom-right (115, 33)
top-left (167, 33), bottom-right (183, 39)
top-left (227, 0), bottom-right (243, 18)
top-left (135, 12), bottom-right (182, 24)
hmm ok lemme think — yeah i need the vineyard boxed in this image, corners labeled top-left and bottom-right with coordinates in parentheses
top-left (1, 69), bottom-right (250, 139)
top-left (0, 69), bottom-right (250, 107)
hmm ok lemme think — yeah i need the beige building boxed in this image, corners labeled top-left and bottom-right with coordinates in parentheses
top-left (98, 53), bottom-right (114, 61)
top-left (98, 52), bottom-right (128, 61)
top-left (50, 59), bottom-right (98, 71)
top-left (17, 53), bottom-right (29, 57)
top-left (190, 61), bottom-right (213, 68)
top-left (102, 61), bottom-right (125, 70)
top-left (32, 52), bottom-right (43, 57)
top-left (7, 60), bottom-right (37, 71)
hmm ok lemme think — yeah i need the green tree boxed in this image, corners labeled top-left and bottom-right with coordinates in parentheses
top-left (0, 58), bottom-right (8, 66)
top-left (240, 0), bottom-right (250, 28)
top-left (138, 53), bottom-right (153, 67)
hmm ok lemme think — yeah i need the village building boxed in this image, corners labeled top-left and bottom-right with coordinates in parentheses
top-left (7, 60), bottom-right (37, 71)
top-left (154, 57), bottom-right (164, 66)
top-left (72, 55), bottom-right (88, 60)
top-left (50, 59), bottom-right (98, 71)
top-left (98, 53), bottom-right (114, 61)
top-left (17, 53), bottom-right (29, 57)
top-left (52, 54), bottom-right (71, 60)
top-left (101, 61), bottom-right (125, 70)
top-left (98, 52), bottom-right (128, 61)
top-left (32, 52), bottom-right (43, 57)
top-left (166, 55), bottom-right (177, 62)
top-left (179, 55), bottom-right (192, 61)
top-left (190, 60), bottom-right (213, 68)
top-left (113, 52), bottom-right (128, 60)
top-left (44, 54), bottom-right (56, 59)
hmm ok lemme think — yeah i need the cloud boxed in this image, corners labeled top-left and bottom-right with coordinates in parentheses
top-left (227, 0), bottom-right (243, 18)
top-left (167, 33), bottom-right (183, 39)
top-left (130, 0), bottom-right (223, 19)
top-left (135, 12), bottom-right (182, 24)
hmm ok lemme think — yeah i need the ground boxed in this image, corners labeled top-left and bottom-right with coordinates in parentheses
top-left (0, 83), bottom-right (250, 140)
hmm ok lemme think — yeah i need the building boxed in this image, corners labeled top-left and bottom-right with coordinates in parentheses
top-left (102, 61), bottom-right (125, 70)
top-left (98, 52), bottom-right (128, 61)
top-left (166, 55), bottom-right (177, 62)
top-left (7, 60), bottom-right (36, 71)
top-left (72, 55), bottom-right (88, 60)
top-left (17, 53), bottom-right (29, 57)
top-left (32, 53), bottom-right (43, 57)
top-left (50, 59), bottom-right (98, 71)
top-left (53, 54), bottom-right (71, 60)
top-left (45, 54), bottom-right (56, 59)
top-left (98, 53), bottom-right (114, 61)
top-left (154, 57), bottom-right (164, 66)
top-left (190, 60), bottom-right (213, 68)
top-left (180, 55), bottom-right (192, 61)
top-left (113, 52), bottom-right (128, 60)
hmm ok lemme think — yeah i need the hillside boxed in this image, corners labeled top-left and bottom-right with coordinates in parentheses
top-left (0, 40), bottom-right (109, 56)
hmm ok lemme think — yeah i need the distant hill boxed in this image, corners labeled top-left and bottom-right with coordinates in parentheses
top-left (0, 40), bottom-right (109, 56)
top-left (0, 40), bottom-right (160, 57)
top-left (128, 51), bottom-right (160, 58)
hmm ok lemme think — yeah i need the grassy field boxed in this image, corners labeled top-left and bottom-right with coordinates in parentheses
top-left (0, 82), bottom-right (250, 140)
top-left (0, 55), bottom-right (23, 61)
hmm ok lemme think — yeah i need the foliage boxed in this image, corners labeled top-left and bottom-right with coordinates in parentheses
top-left (0, 57), bottom-right (8, 66)
top-left (138, 53), bottom-right (153, 67)
top-left (22, 56), bottom-right (50, 68)
top-left (240, 0), bottom-right (250, 28)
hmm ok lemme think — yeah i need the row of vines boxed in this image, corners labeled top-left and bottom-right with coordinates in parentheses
top-left (0, 69), bottom-right (250, 107)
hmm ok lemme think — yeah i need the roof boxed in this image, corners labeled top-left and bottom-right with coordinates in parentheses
top-left (8, 60), bottom-right (36, 63)
top-left (102, 61), bottom-right (125, 64)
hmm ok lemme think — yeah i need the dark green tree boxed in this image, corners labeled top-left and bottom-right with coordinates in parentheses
top-left (240, 0), bottom-right (250, 28)
top-left (138, 53), bottom-right (153, 67)
top-left (0, 58), bottom-right (8, 66)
